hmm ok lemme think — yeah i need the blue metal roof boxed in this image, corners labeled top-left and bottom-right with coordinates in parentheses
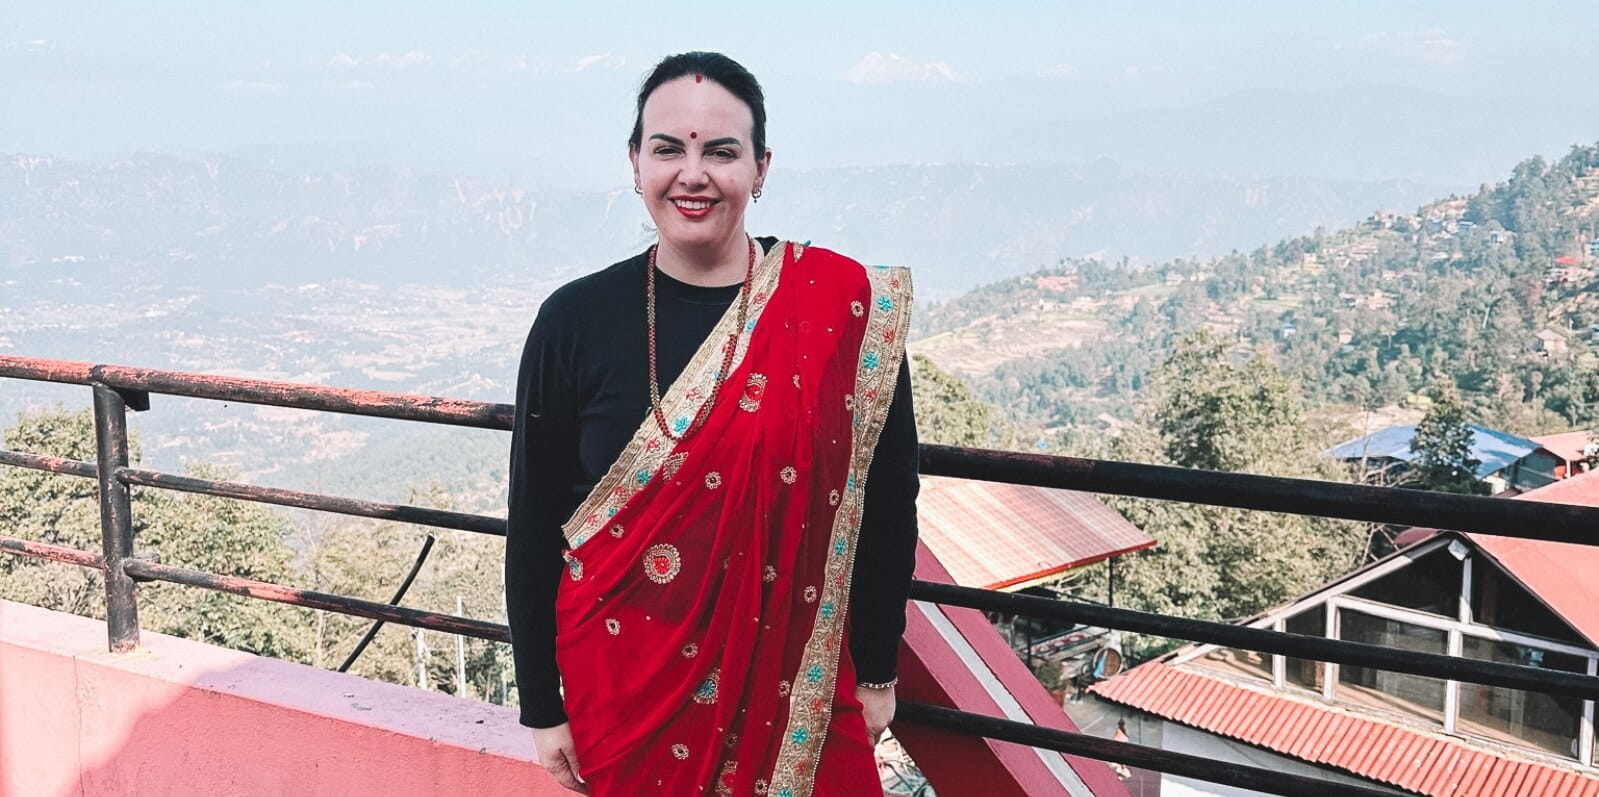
top-left (1324, 424), bottom-right (1543, 478)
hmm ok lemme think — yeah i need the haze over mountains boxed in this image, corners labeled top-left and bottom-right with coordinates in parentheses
top-left (3, 152), bottom-right (1454, 297)
top-left (8, 33), bottom-right (1599, 500)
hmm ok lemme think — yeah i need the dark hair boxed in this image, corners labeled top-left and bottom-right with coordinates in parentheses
top-left (628, 51), bottom-right (767, 160)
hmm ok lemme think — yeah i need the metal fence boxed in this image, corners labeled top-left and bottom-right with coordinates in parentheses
top-left (4, 354), bottom-right (1598, 797)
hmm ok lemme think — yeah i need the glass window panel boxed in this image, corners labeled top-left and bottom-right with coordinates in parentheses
top-left (1458, 637), bottom-right (1586, 759)
top-left (1350, 547), bottom-right (1460, 617)
top-left (1284, 605), bottom-right (1327, 693)
top-left (1336, 610), bottom-right (1447, 725)
top-left (1470, 565), bottom-right (1585, 646)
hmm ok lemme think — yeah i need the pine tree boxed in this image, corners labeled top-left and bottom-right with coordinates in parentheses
top-left (1408, 380), bottom-right (1489, 495)
top-left (1075, 336), bottom-right (1366, 659)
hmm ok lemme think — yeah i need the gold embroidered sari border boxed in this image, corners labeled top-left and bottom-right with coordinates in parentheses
top-left (768, 265), bottom-right (913, 797)
top-left (561, 241), bottom-right (789, 548)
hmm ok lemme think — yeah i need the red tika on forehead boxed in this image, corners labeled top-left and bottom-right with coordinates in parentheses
top-left (690, 131), bottom-right (697, 139)
top-left (694, 73), bottom-right (704, 83)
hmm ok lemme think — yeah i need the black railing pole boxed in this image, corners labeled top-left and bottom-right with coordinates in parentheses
top-left (919, 444), bottom-right (1599, 545)
top-left (92, 382), bottom-right (141, 652)
top-left (339, 534), bottom-right (437, 672)
top-left (911, 580), bottom-right (1599, 700)
top-left (898, 702), bottom-right (1398, 797)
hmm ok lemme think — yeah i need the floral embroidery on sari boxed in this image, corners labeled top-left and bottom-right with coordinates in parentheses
top-left (642, 543), bottom-right (682, 584)
top-left (560, 242), bottom-right (786, 548)
top-left (740, 372), bottom-right (768, 412)
top-left (768, 263), bottom-right (913, 797)
top-left (552, 243), bottom-right (911, 797)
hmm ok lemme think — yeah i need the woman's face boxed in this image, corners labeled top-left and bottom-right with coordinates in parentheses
top-left (631, 76), bottom-right (770, 255)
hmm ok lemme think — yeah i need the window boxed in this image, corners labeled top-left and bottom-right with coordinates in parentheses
top-left (1458, 638), bottom-right (1585, 759)
top-left (1283, 605), bottom-right (1326, 693)
top-left (1336, 610), bottom-right (1447, 724)
top-left (1349, 547), bottom-right (1460, 618)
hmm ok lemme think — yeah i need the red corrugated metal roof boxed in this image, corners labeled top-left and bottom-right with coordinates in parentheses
top-left (915, 475), bottom-right (1155, 590)
top-left (1384, 470), bottom-right (1599, 646)
top-left (1530, 430), bottom-right (1596, 464)
top-left (1469, 469), bottom-right (1599, 646)
top-left (1090, 662), bottom-right (1599, 797)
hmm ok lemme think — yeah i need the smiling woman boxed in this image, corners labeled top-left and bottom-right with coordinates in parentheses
top-left (505, 52), bottom-right (922, 797)
top-left (629, 57), bottom-right (770, 284)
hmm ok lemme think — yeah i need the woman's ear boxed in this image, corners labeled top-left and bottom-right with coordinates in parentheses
top-left (755, 148), bottom-right (773, 190)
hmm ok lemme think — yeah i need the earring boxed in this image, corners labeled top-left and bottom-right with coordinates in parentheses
top-left (752, 187), bottom-right (763, 203)
top-left (634, 184), bottom-right (643, 195)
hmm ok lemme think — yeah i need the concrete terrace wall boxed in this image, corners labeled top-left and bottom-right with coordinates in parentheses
top-left (0, 599), bottom-right (563, 797)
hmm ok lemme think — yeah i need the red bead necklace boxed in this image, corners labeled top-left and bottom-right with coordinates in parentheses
top-left (647, 236), bottom-right (757, 441)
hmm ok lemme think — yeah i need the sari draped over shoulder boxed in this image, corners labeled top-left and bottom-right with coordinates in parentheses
top-left (554, 241), bottom-right (913, 797)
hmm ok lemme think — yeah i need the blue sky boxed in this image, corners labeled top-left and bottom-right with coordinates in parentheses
top-left (6, 3), bottom-right (1599, 186)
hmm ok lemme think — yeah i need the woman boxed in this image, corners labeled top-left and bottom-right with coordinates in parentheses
top-left (506, 51), bottom-right (920, 796)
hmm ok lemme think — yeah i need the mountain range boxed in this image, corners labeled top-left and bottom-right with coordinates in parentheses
top-left (3, 152), bottom-right (1453, 298)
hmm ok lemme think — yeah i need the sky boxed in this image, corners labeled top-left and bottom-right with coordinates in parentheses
top-left (6, 2), bottom-right (1599, 186)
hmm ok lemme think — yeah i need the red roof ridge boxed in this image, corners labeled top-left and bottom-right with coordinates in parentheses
top-left (1464, 469), bottom-right (1599, 646)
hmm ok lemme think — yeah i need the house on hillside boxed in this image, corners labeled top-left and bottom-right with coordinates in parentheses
top-left (1533, 329), bottom-right (1569, 359)
top-left (1325, 424), bottom-right (1563, 494)
top-left (1035, 274), bottom-right (1077, 293)
top-left (1533, 430), bottom-right (1599, 479)
top-left (1090, 471), bottom-right (1599, 797)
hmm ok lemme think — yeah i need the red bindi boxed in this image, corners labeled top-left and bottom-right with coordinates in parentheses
top-left (690, 131), bottom-right (697, 139)
top-left (694, 73), bottom-right (704, 83)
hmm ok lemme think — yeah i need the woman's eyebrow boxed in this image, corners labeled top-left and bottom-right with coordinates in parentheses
top-left (649, 133), bottom-right (687, 147)
top-left (701, 137), bottom-right (741, 149)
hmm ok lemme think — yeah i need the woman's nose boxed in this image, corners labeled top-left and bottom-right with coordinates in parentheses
top-left (678, 157), bottom-right (710, 187)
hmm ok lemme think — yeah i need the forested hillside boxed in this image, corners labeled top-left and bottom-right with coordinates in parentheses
top-left (915, 142), bottom-right (1599, 441)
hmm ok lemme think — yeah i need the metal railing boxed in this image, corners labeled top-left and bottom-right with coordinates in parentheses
top-left (4, 353), bottom-right (1598, 797)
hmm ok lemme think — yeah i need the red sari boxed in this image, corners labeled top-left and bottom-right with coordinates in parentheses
top-left (554, 241), bottom-right (913, 796)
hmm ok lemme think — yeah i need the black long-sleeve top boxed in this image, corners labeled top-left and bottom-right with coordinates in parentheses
top-left (505, 239), bottom-right (921, 729)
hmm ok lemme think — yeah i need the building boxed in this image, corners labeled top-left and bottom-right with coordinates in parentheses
top-left (1325, 424), bottom-right (1563, 494)
top-left (1533, 329), bottom-right (1569, 358)
top-left (917, 476), bottom-right (1156, 674)
top-left (1090, 471), bottom-right (1599, 796)
top-left (1531, 430), bottom-right (1599, 479)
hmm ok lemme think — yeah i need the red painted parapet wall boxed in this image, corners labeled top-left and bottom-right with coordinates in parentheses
top-left (0, 600), bottom-right (562, 797)
top-left (1, 554), bottom-right (1127, 797)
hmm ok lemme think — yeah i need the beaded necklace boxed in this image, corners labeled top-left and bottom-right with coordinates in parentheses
top-left (646, 236), bottom-right (756, 441)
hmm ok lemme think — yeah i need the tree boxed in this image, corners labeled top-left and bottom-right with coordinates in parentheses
top-left (1152, 333), bottom-right (1299, 472)
top-left (909, 354), bottom-right (1025, 449)
top-left (1, 406), bottom-right (521, 706)
top-left (1073, 339), bottom-right (1367, 659)
top-left (1408, 380), bottom-right (1489, 495)
top-left (0, 407), bottom-right (312, 659)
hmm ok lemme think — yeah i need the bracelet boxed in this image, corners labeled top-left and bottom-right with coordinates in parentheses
top-left (857, 677), bottom-right (898, 690)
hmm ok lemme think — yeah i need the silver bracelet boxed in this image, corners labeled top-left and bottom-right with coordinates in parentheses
top-left (857, 677), bottom-right (898, 690)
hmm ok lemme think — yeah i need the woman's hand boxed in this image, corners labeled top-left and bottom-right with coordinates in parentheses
top-left (856, 684), bottom-right (897, 744)
top-left (531, 723), bottom-right (588, 793)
